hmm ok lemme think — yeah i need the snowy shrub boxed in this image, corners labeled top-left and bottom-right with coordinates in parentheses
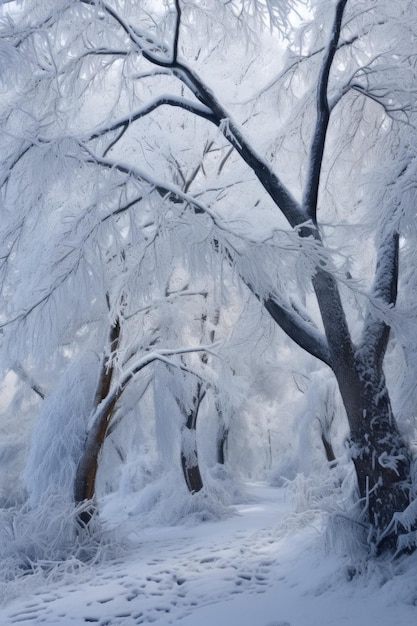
top-left (121, 465), bottom-right (243, 530)
top-left (0, 494), bottom-right (131, 595)
top-left (25, 355), bottom-right (97, 504)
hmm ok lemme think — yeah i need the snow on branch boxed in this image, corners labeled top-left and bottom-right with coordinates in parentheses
top-left (302, 0), bottom-right (348, 223)
top-left (264, 296), bottom-right (331, 366)
top-left (89, 95), bottom-right (217, 142)
top-left (86, 343), bottom-right (220, 433)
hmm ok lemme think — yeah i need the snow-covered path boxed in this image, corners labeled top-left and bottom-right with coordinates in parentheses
top-left (0, 484), bottom-right (416, 626)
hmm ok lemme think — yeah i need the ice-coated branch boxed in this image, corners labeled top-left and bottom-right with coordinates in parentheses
top-left (80, 0), bottom-right (169, 60)
top-left (248, 20), bottom-right (388, 104)
top-left (263, 296), bottom-right (331, 366)
top-left (231, 253), bottom-right (331, 366)
top-left (75, 145), bottom-right (227, 223)
top-left (303, 0), bottom-right (348, 223)
top-left (88, 344), bottom-right (219, 430)
top-left (89, 95), bottom-right (217, 143)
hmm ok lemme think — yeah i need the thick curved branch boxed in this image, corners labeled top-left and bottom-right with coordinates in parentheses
top-left (264, 297), bottom-right (331, 366)
top-left (80, 2), bottom-right (304, 225)
top-left (74, 344), bottom-right (216, 507)
top-left (171, 64), bottom-right (305, 227)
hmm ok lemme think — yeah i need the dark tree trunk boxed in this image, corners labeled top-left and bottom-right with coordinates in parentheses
top-left (310, 235), bottom-right (413, 551)
top-left (216, 425), bottom-right (229, 466)
top-left (180, 383), bottom-right (205, 493)
top-left (338, 360), bottom-right (412, 552)
top-left (320, 432), bottom-right (336, 465)
top-left (213, 398), bottom-right (229, 466)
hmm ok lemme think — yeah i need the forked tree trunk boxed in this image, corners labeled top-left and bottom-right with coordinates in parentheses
top-left (312, 240), bottom-right (413, 552)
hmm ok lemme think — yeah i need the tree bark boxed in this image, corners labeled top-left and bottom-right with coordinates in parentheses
top-left (216, 426), bottom-right (229, 466)
top-left (320, 432), bottom-right (336, 465)
top-left (311, 251), bottom-right (412, 551)
top-left (179, 382), bottom-right (205, 493)
top-left (340, 359), bottom-right (412, 552)
top-left (74, 317), bottom-right (121, 525)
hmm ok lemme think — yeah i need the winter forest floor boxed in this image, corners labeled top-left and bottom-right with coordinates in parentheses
top-left (0, 483), bottom-right (416, 626)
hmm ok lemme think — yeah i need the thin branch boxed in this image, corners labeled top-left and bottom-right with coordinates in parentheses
top-left (303, 0), bottom-right (348, 223)
top-left (75, 144), bottom-right (230, 228)
top-left (102, 123), bottom-right (128, 157)
top-left (12, 363), bottom-right (46, 400)
top-left (88, 95), bottom-right (217, 142)
top-left (172, 0), bottom-right (182, 63)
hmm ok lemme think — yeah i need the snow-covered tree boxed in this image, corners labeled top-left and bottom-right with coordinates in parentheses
top-left (1, 0), bottom-right (417, 553)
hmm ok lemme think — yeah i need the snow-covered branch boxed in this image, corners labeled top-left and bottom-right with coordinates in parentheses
top-left (89, 95), bottom-right (217, 143)
top-left (264, 296), bottom-right (331, 366)
top-left (302, 0), bottom-right (348, 223)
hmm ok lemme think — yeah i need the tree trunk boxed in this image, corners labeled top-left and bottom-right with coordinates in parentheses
top-left (74, 317), bottom-right (121, 525)
top-left (216, 425), bottom-right (229, 466)
top-left (311, 241), bottom-right (412, 551)
top-left (337, 361), bottom-right (412, 552)
top-left (180, 383), bottom-right (205, 493)
top-left (320, 432), bottom-right (336, 465)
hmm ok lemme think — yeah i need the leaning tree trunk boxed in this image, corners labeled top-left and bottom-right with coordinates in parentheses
top-left (74, 316), bottom-right (121, 525)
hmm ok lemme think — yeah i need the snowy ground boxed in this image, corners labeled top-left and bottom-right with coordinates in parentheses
top-left (0, 483), bottom-right (416, 626)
